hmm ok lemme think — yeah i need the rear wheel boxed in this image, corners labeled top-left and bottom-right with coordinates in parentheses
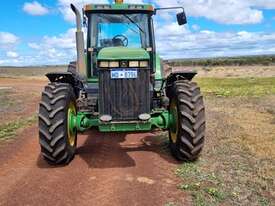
top-left (168, 80), bottom-right (206, 161)
top-left (38, 82), bottom-right (77, 165)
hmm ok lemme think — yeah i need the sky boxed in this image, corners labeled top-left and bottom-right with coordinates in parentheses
top-left (0, 0), bottom-right (275, 66)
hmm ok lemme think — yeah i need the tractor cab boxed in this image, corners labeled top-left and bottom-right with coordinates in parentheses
top-left (84, 2), bottom-right (155, 77)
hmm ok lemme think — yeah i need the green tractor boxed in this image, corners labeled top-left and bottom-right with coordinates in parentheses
top-left (38, 0), bottom-right (206, 165)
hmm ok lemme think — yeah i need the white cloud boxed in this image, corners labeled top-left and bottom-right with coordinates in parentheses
top-left (0, 32), bottom-right (20, 65)
top-left (26, 28), bottom-right (77, 65)
top-left (154, 0), bottom-right (275, 25)
top-left (0, 32), bottom-right (19, 49)
top-left (192, 24), bottom-right (200, 31)
top-left (43, 28), bottom-right (76, 50)
top-left (251, 0), bottom-right (275, 9)
top-left (58, 0), bottom-right (108, 23)
top-left (23, 1), bottom-right (49, 16)
top-left (155, 22), bottom-right (275, 58)
top-left (6, 51), bottom-right (19, 58)
top-left (124, 0), bottom-right (146, 3)
top-left (0, 32), bottom-right (19, 46)
top-left (28, 42), bottom-right (40, 49)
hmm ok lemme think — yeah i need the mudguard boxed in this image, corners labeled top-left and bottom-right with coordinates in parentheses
top-left (46, 72), bottom-right (84, 97)
top-left (46, 72), bottom-right (76, 84)
top-left (46, 62), bottom-right (83, 85)
top-left (166, 71), bottom-right (197, 86)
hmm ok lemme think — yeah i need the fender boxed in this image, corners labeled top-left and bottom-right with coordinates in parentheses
top-left (166, 71), bottom-right (197, 86)
top-left (46, 72), bottom-right (76, 84)
top-left (46, 71), bottom-right (84, 97)
top-left (46, 62), bottom-right (84, 87)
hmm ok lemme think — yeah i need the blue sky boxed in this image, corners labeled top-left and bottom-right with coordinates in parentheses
top-left (0, 0), bottom-right (275, 65)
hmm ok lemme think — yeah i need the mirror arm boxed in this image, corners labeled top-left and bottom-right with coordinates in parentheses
top-left (154, 7), bottom-right (185, 14)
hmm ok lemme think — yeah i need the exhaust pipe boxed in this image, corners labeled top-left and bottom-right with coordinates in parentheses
top-left (70, 4), bottom-right (86, 78)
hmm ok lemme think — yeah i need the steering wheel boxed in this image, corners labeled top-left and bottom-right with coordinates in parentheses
top-left (112, 35), bottom-right (128, 47)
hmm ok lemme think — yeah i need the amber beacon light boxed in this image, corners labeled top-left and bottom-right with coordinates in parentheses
top-left (115, 0), bottom-right (123, 4)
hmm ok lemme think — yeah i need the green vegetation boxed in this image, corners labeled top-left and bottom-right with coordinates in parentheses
top-left (176, 158), bottom-right (272, 206)
top-left (0, 116), bottom-right (36, 140)
top-left (167, 55), bottom-right (275, 67)
top-left (196, 77), bottom-right (275, 97)
top-left (176, 162), bottom-right (227, 206)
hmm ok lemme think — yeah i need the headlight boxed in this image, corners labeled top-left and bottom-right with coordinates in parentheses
top-left (140, 61), bottom-right (149, 67)
top-left (99, 60), bottom-right (149, 68)
top-left (99, 61), bottom-right (109, 68)
top-left (129, 61), bottom-right (139, 67)
top-left (109, 61), bottom-right (119, 68)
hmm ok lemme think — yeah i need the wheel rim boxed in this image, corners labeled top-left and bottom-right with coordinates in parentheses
top-left (170, 99), bottom-right (179, 144)
top-left (67, 101), bottom-right (77, 147)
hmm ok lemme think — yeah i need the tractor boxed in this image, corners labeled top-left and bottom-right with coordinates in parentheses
top-left (38, 0), bottom-right (206, 165)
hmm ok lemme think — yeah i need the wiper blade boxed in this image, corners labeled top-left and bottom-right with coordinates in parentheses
top-left (123, 14), bottom-right (144, 34)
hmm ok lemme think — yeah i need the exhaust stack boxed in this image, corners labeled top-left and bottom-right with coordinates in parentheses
top-left (70, 4), bottom-right (86, 78)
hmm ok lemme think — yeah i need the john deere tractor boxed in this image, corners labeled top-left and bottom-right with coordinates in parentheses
top-left (38, 0), bottom-right (206, 165)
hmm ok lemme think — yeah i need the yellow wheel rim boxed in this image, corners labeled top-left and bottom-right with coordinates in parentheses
top-left (170, 99), bottom-right (179, 143)
top-left (67, 101), bottom-right (76, 147)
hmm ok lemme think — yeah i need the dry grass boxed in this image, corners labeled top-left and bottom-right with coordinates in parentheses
top-left (176, 95), bottom-right (275, 206)
top-left (0, 88), bottom-right (21, 113)
top-left (0, 66), bottom-right (66, 77)
top-left (173, 65), bottom-right (275, 78)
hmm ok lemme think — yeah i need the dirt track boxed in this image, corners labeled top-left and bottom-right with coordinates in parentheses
top-left (1, 77), bottom-right (274, 206)
top-left (0, 78), bottom-right (189, 206)
top-left (0, 128), bottom-right (190, 206)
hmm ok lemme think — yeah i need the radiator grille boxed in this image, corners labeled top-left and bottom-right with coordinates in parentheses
top-left (99, 68), bottom-right (151, 120)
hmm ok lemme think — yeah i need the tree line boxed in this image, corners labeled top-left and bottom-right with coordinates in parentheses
top-left (166, 55), bottom-right (275, 67)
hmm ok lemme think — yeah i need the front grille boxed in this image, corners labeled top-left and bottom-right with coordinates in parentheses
top-left (99, 68), bottom-right (151, 120)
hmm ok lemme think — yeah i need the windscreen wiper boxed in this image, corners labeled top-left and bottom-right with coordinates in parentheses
top-left (123, 14), bottom-right (144, 34)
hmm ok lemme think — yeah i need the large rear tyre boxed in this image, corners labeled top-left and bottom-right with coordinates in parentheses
top-left (38, 82), bottom-right (77, 165)
top-left (168, 80), bottom-right (206, 161)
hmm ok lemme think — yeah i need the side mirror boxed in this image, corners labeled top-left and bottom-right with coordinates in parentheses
top-left (177, 11), bottom-right (187, 25)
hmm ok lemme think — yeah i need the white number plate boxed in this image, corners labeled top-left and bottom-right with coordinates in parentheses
top-left (111, 69), bottom-right (138, 79)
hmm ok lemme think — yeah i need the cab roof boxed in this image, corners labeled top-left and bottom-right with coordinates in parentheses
top-left (84, 3), bottom-right (154, 13)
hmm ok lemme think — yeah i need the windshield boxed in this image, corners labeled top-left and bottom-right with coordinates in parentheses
top-left (89, 13), bottom-right (150, 49)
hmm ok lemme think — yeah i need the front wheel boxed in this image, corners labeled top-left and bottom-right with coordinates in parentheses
top-left (168, 80), bottom-right (206, 161)
top-left (38, 82), bottom-right (77, 165)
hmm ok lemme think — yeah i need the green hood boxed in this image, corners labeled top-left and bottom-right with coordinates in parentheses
top-left (97, 47), bottom-right (150, 60)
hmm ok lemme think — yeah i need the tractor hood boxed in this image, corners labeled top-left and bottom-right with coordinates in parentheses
top-left (97, 47), bottom-right (150, 60)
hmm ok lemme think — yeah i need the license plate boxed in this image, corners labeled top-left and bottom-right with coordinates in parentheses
top-left (111, 69), bottom-right (138, 79)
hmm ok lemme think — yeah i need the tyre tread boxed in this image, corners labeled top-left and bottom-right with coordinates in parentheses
top-left (38, 82), bottom-right (76, 165)
top-left (168, 80), bottom-right (206, 161)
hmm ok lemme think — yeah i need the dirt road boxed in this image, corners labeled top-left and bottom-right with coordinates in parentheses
top-left (0, 128), bottom-right (189, 206)
top-left (0, 77), bottom-right (189, 206)
top-left (0, 77), bottom-right (274, 206)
